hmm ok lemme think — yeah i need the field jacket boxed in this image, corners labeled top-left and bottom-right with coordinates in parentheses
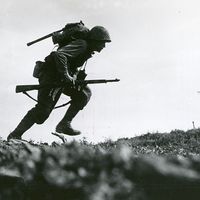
top-left (41, 39), bottom-right (93, 84)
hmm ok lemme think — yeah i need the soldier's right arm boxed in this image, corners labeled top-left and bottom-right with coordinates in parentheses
top-left (52, 39), bottom-right (88, 83)
top-left (52, 52), bottom-right (74, 83)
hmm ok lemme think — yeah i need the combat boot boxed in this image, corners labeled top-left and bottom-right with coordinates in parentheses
top-left (56, 121), bottom-right (81, 136)
top-left (7, 111), bottom-right (35, 141)
top-left (7, 131), bottom-right (22, 140)
top-left (55, 104), bottom-right (81, 136)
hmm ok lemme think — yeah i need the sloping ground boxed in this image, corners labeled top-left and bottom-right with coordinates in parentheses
top-left (0, 129), bottom-right (200, 200)
top-left (97, 128), bottom-right (200, 156)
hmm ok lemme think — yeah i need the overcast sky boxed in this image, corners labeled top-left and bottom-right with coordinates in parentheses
top-left (1, 0), bottom-right (200, 143)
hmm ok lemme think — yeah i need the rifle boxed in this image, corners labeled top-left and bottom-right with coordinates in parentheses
top-left (16, 79), bottom-right (120, 93)
top-left (27, 28), bottom-right (64, 46)
top-left (26, 21), bottom-right (85, 46)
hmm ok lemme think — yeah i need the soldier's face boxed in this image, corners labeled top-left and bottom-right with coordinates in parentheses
top-left (91, 41), bottom-right (106, 52)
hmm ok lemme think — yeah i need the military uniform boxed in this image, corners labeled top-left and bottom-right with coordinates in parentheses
top-left (7, 26), bottom-right (111, 140)
top-left (31, 39), bottom-right (93, 124)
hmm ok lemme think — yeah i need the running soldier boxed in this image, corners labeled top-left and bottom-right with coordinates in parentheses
top-left (7, 25), bottom-right (111, 140)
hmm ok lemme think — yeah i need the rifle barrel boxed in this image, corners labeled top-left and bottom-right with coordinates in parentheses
top-left (15, 78), bottom-right (120, 93)
top-left (27, 28), bottom-right (63, 46)
top-left (80, 79), bottom-right (120, 84)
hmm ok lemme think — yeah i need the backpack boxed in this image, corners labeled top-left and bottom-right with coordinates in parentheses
top-left (33, 21), bottom-right (89, 78)
top-left (52, 21), bottom-right (89, 47)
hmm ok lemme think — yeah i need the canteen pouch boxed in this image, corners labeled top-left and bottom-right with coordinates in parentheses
top-left (33, 61), bottom-right (45, 78)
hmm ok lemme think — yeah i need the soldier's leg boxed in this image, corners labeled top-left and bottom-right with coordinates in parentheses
top-left (7, 109), bottom-right (35, 140)
top-left (7, 87), bottom-right (62, 140)
top-left (56, 86), bottom-right (92, 135)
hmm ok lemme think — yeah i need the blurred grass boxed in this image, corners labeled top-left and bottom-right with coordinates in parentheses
top-left (1, 128), bottom-right (200, 200)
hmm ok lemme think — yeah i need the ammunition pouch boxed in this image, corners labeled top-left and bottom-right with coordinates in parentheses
top-left (33, 61), bottom-right (45, 78)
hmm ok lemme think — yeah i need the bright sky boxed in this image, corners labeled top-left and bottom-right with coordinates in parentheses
top-left (1, 0), bottom-right (200, 143)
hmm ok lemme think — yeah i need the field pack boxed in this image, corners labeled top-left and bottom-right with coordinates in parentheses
top-left (32, 21), bottom-right (89, 78)
top-left (52, 21), bottom-right (89, 47)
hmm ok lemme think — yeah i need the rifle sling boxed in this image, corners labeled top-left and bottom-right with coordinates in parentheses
top-left (22, 91), bottom-right (71, 109)
top-left (23, 91), bottom-right (38, 103)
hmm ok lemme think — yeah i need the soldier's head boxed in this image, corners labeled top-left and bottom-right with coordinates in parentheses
top-left (88, 26), bottom-right (111, 52)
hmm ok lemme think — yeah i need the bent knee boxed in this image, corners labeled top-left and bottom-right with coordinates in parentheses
top-left (71, 88), bottom-right (92, 110)
top-left (29, 106), bottom-right (53, 124)
top-left (82, 89), bottom-right (92, 105)
top-left (35, 114), bottom-right (49, 124)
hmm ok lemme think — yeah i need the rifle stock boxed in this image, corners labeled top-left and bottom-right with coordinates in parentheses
top-left (16, 85), bottom-right (43, 93)
top-left (16, 79), bottom-right (120, 93)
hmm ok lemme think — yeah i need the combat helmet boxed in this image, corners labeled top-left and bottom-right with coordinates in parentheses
top-left (89, 26), bottom-right (111, 42)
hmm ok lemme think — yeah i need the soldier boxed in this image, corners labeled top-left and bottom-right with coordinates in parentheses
top-left (7, 26), bottom-right (111, 140)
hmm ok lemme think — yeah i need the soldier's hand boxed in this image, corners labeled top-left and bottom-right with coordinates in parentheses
top-left (52, 32), bottom-right (59, 44)
top-left (77, 70), bottom-right (87, 80)
top-left (72, 80), bottom-right (82, 91)
top-left (71, 75), bottom-right (81, 91)
top-left (71, 78), bottom-right (76, 87)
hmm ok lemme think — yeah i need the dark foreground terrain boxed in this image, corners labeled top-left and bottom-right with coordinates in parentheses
top-left (1, 129), bottom-right (200, 200)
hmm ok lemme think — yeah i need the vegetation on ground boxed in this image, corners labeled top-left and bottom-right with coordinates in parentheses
top-left (1, 128), bottom-right (200, 200)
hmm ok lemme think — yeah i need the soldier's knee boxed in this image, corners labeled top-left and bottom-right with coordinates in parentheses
top-left (81, 88), bottom-right (92, 105)
top-left (30, 106), bottom-right (52, 124)
top-left (35, 114), bottom-right (49, 124)
top-left (85, 87), bottom-right (92, 100)
top-left (82, 87), bottom-right (92, 106)
top-left (72, 88), bottom-right (92, 110)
